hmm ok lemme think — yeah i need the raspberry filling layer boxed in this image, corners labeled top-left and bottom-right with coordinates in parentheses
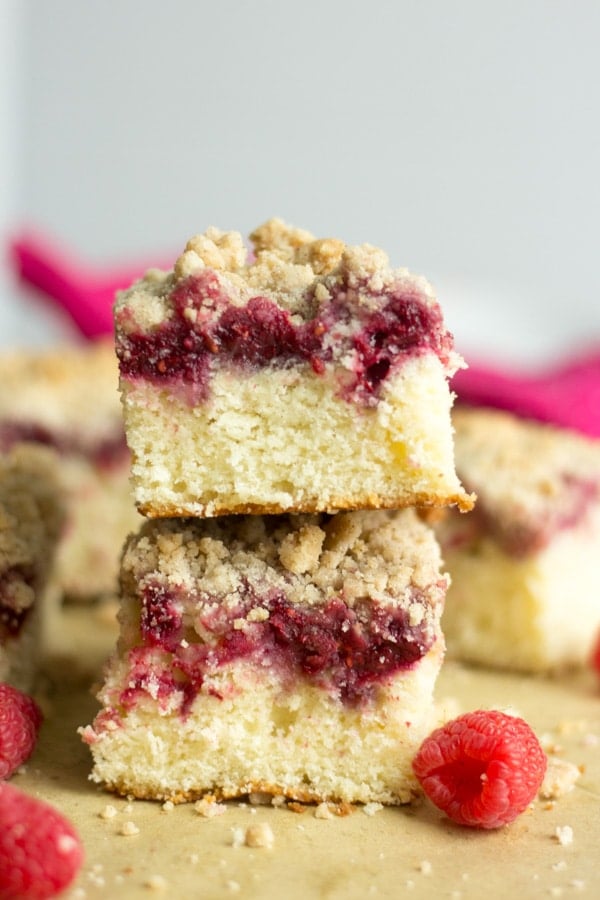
top-left (452, 473), bottom-right (600, 557)
top-left (117, 270), bottom-right (453, 406)
top-left (119, 580), bottom-right (439, 712)
top-left (0, 421), bottom-right (129, 469)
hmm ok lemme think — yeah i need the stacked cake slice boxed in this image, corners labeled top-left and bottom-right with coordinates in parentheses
top-left (83, 219), bottom-right (471, 805)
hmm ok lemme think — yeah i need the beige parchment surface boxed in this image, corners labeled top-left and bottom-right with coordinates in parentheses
top-left (14, 605), bottom-right (600, 900)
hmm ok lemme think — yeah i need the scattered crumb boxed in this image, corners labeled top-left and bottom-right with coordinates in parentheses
top-left (570, 880), bottom-right (586, 890)
top-left (314, 802), bottom-right (335, 820)
top-left (230, 827), bottom-right (245, 849)
top-left (188, 854), bottom-right (199, 865)
top-left (363, 802), bottom-right (383, 816)
top-left (195, 797), bottom-right (227, 818)
top-left (540, 757), bottom-right (581, 799)
top-left (161, 800), bottom-right (175, 813)
top-left (119, 821), bottom-right (140, 837)
top-left (99, 804), bottom-right (118, 820)
top-left (225, 881), bottom-right (241, 894)
top-left (418, 860), bottom-right (433, 876)
top-left (549, 888), bottom-right (563, 898)
top-left (144, 875), bottom-right (168, 891)
top-left (553, 825), bottom-right (574, 846)
top-left (245, 823), bottom-right (274, 849)
top-left (540, 733), bottom-right (563, 755)
top-left (86, 869), bottom-right (105, 888)
top-left (551, 861), bottom-right (567, 872)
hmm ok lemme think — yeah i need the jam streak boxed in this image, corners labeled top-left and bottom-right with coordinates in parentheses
top-left (121, 580), bottom-right (436, 713)
top-left (116, 270), bottom-right (452, 405)
top-left (0, 421), bottom-right (129, 469)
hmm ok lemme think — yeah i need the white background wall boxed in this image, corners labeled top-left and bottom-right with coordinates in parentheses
top-left (2, 0), bottom-right (600, 360)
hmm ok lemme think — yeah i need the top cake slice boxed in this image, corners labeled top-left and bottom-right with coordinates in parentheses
top-left (114, 218), bottom-right (472, 518)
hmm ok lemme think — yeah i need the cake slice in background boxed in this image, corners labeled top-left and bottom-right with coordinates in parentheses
top-left (115, 219), bottom-right (473, 519)
top-left (438, 407), bottom-right (600, 673)
top-left (0, 340), bottom-right (142, 601)
top-left (82, 508), bottom-right (448, 805)
top-left (0, 444), bottom-right (64, 690)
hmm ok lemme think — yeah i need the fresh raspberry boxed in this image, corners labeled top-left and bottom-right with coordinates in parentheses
top-left (412, 709), bottom-right (547, 829)
top-left (0, 683), bottom-right (43, 779)
top-left (0, 782), bottom-right (83, 899)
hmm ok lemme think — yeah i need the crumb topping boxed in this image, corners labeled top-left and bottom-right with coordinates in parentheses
top-left (114, 510), bottom-right (446, 709)
top-left (121, 509), bottom-right (444, 617)
top-left (452, 408), bottom-right (600, 554)
top-left (117, 218), bottom-right (440, 331)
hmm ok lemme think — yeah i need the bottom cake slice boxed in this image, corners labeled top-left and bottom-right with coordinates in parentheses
top-left (82, 509), bottom-right (448, 805)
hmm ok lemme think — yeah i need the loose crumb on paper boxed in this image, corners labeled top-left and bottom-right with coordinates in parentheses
top-left (195, 797), bottom-right (227, 818)
top-left (99, 804), bottom-right (118, 820)
top-left (314, 802), bottom-right (335, 820)
top-left (145, 875), bottom-right (168, 891)
top-left (553, 825), bottom-right (574, 846)
top-left (119, 821), bottom-right (140, 836)
top-left (539, 757), bottom-right (581, 800)
top-left (244, 822), bottom-right (274, 848)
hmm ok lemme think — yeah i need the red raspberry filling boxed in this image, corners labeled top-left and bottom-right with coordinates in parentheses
top-left (459, 473), bottom-right (600, 558)
top-left (116, 270), bottom-right (453, 406)
top-left (0, 421), bottom-right (129, 470)
top-left (121, 580), bottom-right (440, 712)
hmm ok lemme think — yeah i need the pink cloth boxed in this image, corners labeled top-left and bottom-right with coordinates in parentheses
top-left (453, 349), bottom-right (600, 437)
top-left (9, 233), bottom-right (173, 339)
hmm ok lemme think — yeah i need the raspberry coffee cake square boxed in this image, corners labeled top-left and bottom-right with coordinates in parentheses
top-left (0, 445), bottom-right (64, 690)
top-left (438, 407), bottom-right (600, 673)
top-left (82, 508), bottom-right (448, 805)
top-left (114, 218), bottom-right (472, 518)
top-left (0, 340), bottom-right (141, 600)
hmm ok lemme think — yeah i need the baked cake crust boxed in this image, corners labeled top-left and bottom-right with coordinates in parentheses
top-left (115, 219), bottom-right (473, 518)
top-left (83, 509), bottom-right (448, 804)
